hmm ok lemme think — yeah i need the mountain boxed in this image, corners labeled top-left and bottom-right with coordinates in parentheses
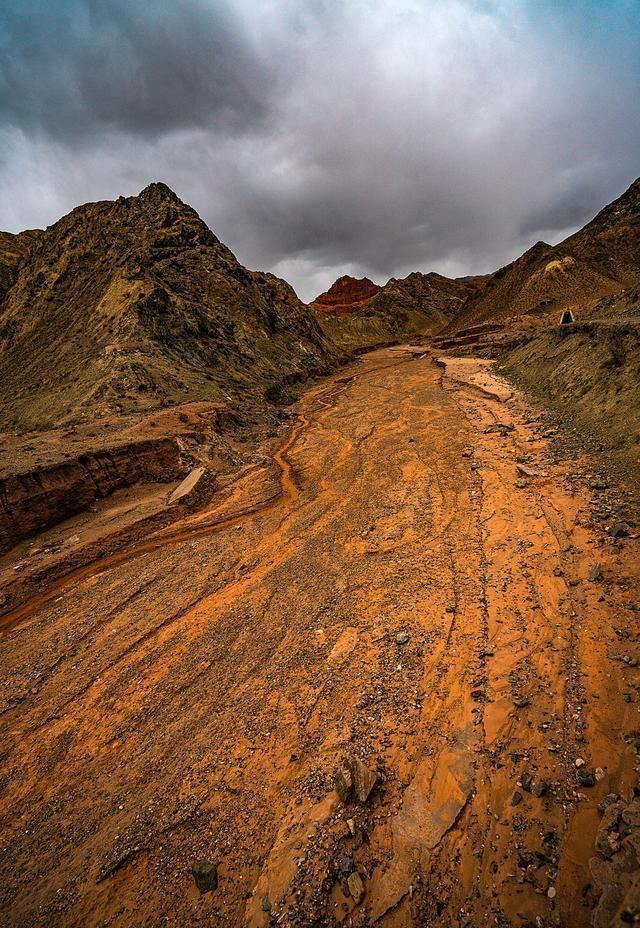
top-left (0, 184), bottom-right (343, 431)
top-left (0, 229), bottom-right (40, 302)
top-left (312, 270), bottom-right (483, 351)
top-left (310, 275), bottom-right (381, 314)
top-left (452, 176), bottom-right (640, 331)
top-left (560, 176), bottom-right (640, 283)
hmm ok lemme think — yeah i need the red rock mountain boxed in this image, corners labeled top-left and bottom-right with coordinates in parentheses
top-left (312, 270), bottom-right (483, 351)
top-left (310, 275), bottom-right (382, 314)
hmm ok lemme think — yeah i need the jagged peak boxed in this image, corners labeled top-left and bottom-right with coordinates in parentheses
top-left (137, 182), bottom-right (183, 204)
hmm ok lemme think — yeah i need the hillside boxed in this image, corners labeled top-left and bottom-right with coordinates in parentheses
top-left (500, 320), bottom-right (640, 479)
top-left (0, 184), bottom-right (343, 431)
top-left (313, 270), bottom-right (482, 351)
top-left (452, 176), bottom-right (640, 330)
top-left (592, 281), bottom-right (640, 319)
top-left (0, 229), bottom-right (40, 302)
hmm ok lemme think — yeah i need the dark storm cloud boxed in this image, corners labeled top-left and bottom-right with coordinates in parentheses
top-left (0, 0), bottom-right (277, 139)
top-left (0, 0), bottom-right (639, 300)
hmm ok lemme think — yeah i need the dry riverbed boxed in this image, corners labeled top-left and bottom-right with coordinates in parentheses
top-left (1, 348), bottom-right (639, 927)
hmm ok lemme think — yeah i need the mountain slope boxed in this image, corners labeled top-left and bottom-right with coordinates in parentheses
top-left (560, 176), bottom-right (640, 283)
top-left (0, 229), bottom-right (40, 302)
top-left (452, 176), bottom-right (640, 331)
top-left (313, 270), bottom-right (482, 351)
top-left (0, 184), bottom-right (343, 431)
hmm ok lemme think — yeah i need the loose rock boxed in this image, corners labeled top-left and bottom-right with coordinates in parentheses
top-left (347, 872), bottom-right (365, 905)
top-left (191, 860), bottom-right (218, 895)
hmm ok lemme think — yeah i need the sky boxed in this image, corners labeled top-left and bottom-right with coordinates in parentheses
top-left (0, 1), bottom-right (639, 302)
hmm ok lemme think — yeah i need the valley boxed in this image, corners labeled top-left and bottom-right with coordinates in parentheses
top-left (1, 348), bottom-right (638, 927)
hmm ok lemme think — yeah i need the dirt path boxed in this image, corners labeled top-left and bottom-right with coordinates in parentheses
top-left (1, 348), bottom-right (638, 928)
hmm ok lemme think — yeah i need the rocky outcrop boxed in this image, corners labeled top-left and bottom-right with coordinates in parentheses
top-left (0, 437), bottom-right (186, 554)
top-left (0, 230), bottom-right (40, 303)
top-left (310, 276), bottom-right (382, 314)
top-left (591, 792), bottom-right (640, 927)
top-left (499, 320), bottom-right (640, 479)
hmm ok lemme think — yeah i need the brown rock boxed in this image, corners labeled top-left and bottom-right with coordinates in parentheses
top-left (335, 767), bottom-right (353, 803)
top-left (348, 756), bottom-right (378, 803)
top-left (347, 871), bottom-right (365, 905)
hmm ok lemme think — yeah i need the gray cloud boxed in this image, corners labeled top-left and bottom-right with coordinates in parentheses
top-left (0, 0), bottom-right (639, 301)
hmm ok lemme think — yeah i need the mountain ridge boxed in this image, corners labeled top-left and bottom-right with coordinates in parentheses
top-left (0, 183), bottom-right (344, 431)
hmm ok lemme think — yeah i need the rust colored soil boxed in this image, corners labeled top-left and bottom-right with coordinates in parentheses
top-left (1, 349), bottom-right (638, 927)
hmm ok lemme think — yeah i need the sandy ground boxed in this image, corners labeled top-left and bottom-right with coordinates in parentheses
top-left (1, 348), bottom-right (638, 928)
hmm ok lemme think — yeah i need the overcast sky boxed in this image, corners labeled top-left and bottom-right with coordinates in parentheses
top-left (0, 0), bottom-right (639, 301)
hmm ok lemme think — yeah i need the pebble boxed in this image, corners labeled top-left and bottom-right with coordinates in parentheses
top-left (396, 632), bottom-right (410, 645)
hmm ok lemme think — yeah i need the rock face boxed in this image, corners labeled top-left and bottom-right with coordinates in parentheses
top-left (0, 183), bottom-right (344, 431)
top-left (310, 275), bottom-right (382, 314)
top-left (0, 437), bottom-right (186, 554)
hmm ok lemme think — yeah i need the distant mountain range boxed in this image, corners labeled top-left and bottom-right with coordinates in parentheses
top-left (310, 176), bottom-right (640, 346)
top-left (0, 175), bottom-right (638, 432)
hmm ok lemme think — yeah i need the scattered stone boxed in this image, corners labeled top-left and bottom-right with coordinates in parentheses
top-left (575, 758), bottom-right (585, 768)
top-left (589, 562), bottom-right (603, 582)
top-left (520, 773), bottom-right (534, 793)
top-left (261, 894), bottom-right (272, 913)
top-left (532, 780), bottom-right (549, 798)
top-left (347, 872), bottom-right (365, 905)
top-left (396, 632), bottom-right (410, 645)
top-left (346, 818), bottom-right (356, 836)
top-left (191, 860), bottom-right (218, 895)
top-left (547, 885), bottom-right (557, 899)
top-left (517, 463), bottom-right (548, 478)
top-left (515, 479), bottom-right (528, 489)
top-left (338, 856), bottom-right (353, 876)
top-left (471, 688), bottom-right (485, 701)
top-left (595, 767), bottom-right (606, 783)
top-left (511, 791), bottom-right (524, 807)
top-left (513, 696), bottom-right (530, 708)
